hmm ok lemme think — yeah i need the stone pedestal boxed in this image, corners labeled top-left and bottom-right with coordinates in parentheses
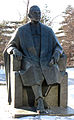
top-left (11, 72), bottom-right (23, 108)
top-left (60, 72), bottom-right (68, 107)
top-left (10, 54), bottom-right (68, 108)
top-left (44, 85), bottom-right (58, 107)
top-left (12, 107), bottom-right (74, 118)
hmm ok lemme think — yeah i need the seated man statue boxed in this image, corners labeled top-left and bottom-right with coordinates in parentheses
top-left (4, 5), bottom-right (65, 113)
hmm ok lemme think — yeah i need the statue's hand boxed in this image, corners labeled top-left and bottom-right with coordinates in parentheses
top-left (49, 59), bottom-right (54, 66)
top-left (52, 51), bottom-right (60, 63)
top-left (49, 51), bottom-right (60, 66)
top-left (13, 49), bottom-right (22, 60)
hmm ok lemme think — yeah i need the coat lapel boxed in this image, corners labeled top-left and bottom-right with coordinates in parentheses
top-left (40, 23), bottom-right (48, 58)
top-left (24, 22), bottom-right (48, 57)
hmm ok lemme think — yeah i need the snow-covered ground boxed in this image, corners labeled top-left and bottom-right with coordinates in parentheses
top-left (66, 68), bottom-right (74, 109)
top-left (0, 68), bottom-right (74, 120)
top-left (66, 68), bottom-right (74, 79)
top-left (0, 69), bottom-right (6, 84)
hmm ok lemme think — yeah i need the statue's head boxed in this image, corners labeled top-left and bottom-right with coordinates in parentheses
top-left (28, 5), bottom-right (41, 22)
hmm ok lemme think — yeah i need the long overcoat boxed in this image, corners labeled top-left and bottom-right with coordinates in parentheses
top-left (4, 22), bottom-right (63, 86)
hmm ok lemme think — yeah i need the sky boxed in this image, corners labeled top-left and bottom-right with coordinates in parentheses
top-left (0, 0), bottom-right (74, 32)
top-left (0, 0), bottom-right (74, 22)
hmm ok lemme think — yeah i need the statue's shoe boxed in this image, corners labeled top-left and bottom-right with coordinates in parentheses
top-left (36, 97), bottom-right (48, 114)
top-left (37, 109), bottom-right (47, 114)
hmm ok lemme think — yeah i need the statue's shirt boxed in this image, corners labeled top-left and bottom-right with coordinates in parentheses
top-left (30, 22), bottom-right (41, 57)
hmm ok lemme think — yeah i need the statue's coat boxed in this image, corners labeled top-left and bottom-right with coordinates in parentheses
top-left (4, 22), bottom-right (63, 86)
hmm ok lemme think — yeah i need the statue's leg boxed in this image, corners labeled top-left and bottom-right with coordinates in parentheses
top-left (32, 85), bottom-right (42, 99)
top-left (32, 84), bottom-right (46, 113)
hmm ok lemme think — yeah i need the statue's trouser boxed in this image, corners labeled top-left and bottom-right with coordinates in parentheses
top-left (32, 84), bottom-right (43, 100)
top-left (32, 84), bottom-right (45, 112)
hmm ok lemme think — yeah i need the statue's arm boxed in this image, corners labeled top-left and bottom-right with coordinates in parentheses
top-left (6, 28), bottom-right (20, 53)
top-left (51, 29), bottom-right (63, 55)
top-left (6, 29), bottom-right (22, 60)
top-left (50, 29), bottom-right (64, 64)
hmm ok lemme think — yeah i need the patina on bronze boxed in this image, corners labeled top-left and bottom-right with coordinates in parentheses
top-left (3, 5), bottom-right (67, 114)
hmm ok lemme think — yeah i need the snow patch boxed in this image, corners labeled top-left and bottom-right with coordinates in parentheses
top-left (66, 68), bottom-right (74, 79)
top-left (0, 69), bottom-right (5, 74)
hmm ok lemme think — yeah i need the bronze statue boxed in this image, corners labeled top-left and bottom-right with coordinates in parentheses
top-left (4, 5), bottom-right (67, 113)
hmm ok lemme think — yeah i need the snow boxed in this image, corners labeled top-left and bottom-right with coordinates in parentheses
top-left (0, 69), bottom-right (5, 74)
top-left (18, 116), bottom-right (74, 120)
top-left (3, 33), bottom-right (13, 37)
top-left (66, 68), bottom-right (74, 79)
top-left (66, 68), bottom-right (74, 109)
top-left (0, 68), bottom-right (74, 120)
top-left (0, 69), bottom-right (6, 84)
top-left (56, 32), bottom-right (65, 37)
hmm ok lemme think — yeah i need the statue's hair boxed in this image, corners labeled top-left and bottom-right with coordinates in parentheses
top-left (29, 5), bottom-right (41, 14)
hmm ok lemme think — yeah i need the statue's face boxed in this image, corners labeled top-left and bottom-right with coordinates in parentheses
top-left (30, 10), bottom-right (41, 22)
top-left (29, 6), bottom-right (41, 22)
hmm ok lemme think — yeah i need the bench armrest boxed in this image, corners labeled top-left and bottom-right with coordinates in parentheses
top-left (10, 54), bottom-right (22, 71)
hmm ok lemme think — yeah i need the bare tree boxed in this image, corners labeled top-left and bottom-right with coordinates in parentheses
top-left (56, 5), bottom-right (74, 67)
top-left (0, 21), bottom-right (22, 65)
top-left (22, 0), bottom-right (30, 23)
top-left (25, 0), bottom-right (30, 23)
